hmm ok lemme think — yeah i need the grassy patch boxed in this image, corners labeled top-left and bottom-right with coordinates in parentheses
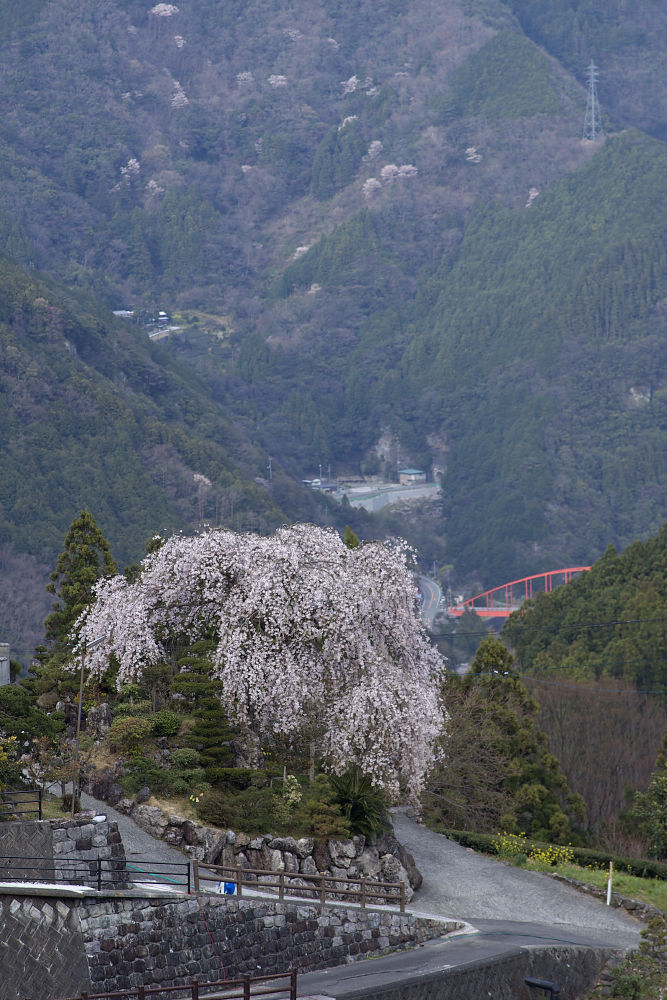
top-left (526, 860), bottom-right (667, 912)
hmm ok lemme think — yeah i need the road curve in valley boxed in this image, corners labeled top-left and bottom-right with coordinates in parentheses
top-left (419, 576), bottom-right (441, 626)
top-left (391, 809), bottom-right (641, 948)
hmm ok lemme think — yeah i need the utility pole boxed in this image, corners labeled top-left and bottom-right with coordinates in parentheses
top-left (582, 60), bottom-right (603, 141)
top-left (72, 634), bottom-right (107, 815)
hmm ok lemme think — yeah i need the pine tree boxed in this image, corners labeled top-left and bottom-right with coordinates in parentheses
top-left (45, 510), bottom-right (117, 648)
top-left (28, 511), bottom-right (117, 699)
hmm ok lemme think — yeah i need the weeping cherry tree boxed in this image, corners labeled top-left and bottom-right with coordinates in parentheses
top-left (71, 524), bottom-right (446, 802)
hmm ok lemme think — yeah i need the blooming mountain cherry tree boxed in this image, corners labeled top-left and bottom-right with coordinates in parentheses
top-left (72, 525), bottom-right (445, 800)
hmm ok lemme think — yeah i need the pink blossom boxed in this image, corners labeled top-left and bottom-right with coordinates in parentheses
top-left (73, 525), bottom-right (446, 801)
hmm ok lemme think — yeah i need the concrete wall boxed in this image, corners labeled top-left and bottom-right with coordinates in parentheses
top-left (0, 890), bottom-right (455, 1000)
top-left (336, 945), bottom-right (614, 1000)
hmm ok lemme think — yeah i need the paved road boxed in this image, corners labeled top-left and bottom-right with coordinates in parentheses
top-left (70, 791), bottom-right (641, 997)
top-left (391, 809), bottom-right (640, 946)
top-left (418, 576), bottom-right (441, 626)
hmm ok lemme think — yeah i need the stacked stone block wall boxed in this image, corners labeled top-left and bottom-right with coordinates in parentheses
top-left (0, 889), bottom-right (455, 1000)
top-left (0, 817), bottom-right (126, 887)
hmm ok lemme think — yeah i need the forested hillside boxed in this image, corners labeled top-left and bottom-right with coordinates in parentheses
top-left (504, 521), bottom-right (667, 690)
top-left (0, 254), bottom-right (347, 656)
top-left (501, 522), bottom-right (667, 840)
top-left (0, 0), bottom-right (666, 654)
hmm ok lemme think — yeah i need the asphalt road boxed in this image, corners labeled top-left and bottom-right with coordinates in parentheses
top-left (418, 576), bottom-right (441, 626)
top-left (75, 791), bottom-right (641, 997)
top-left (390, 809), bottom-right (640, 946)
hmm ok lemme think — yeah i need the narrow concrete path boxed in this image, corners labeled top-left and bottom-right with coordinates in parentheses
top-left (391, 809), bottom-right (640, 945)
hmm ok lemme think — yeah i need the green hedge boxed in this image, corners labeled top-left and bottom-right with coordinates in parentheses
top-left (442, 829), bottom-right (667, 880)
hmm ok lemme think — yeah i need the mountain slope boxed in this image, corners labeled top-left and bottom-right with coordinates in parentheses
top-left (0, 0), bottom-right (665, 630)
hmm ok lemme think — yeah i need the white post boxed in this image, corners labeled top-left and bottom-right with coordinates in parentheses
top-left (606, 861), bottom-right (613, 905)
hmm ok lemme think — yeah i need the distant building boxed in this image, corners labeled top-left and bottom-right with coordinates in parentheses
top-left (399, 468), bottom-right (426, 485)
top-left (304, 478), bottom-right (338, 493)
top-left (0, 643), bottom-right (10, 686)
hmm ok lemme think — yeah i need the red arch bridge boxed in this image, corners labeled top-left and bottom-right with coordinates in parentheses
top-left (445, 567), bottom-right (591, 619)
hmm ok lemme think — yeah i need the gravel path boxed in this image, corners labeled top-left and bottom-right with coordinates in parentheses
top-left (391, 809), bottom-right (640, 939)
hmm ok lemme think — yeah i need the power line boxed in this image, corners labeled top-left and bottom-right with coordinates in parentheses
top-left (521, 675), bottom-right (667, 697)
top-left (431, 616), bottom-right (667, 638)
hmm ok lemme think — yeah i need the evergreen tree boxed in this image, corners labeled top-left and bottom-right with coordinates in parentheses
top-left (631, 733), bottom-right (667, 859)
top-left (343, 525), bottom-right (360, 549)
top-left (425, 637), bottom-right (584, 841)
top-left (45, 510), bottom-right (117, 648)
top-left (28, 511), bottom-right (117, 698)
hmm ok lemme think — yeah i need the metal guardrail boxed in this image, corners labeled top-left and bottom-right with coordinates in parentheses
top-left (47, 969), bottom-right (298, 1000)
top-left (192, 860), bottom-right (406, 912)
top-left (0, 853), bottom-right (406, 910)
top-left (0, 787), bottom-right (42, 820)
top-left (0, 856), bottom-right (189, 892)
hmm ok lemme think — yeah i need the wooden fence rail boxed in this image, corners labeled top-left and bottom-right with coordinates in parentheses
top-left (47, 970), bottom-right (298, 1000)
top-left (192, 860), bottom-right (406, 912)
top-left (1, 852), bottom-right (405, 912)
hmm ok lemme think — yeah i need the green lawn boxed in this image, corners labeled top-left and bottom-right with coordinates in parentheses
top-left (526, 859), bottom-right (666, 912)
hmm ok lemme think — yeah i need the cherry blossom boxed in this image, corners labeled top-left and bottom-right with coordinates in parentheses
top-left (73, 525), bottom-right (446, 801)
top-left (150, 3), bottom-right (179, 16)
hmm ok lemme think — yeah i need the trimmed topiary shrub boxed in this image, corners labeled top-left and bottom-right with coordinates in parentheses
top-left (171, 748), bottom-right (201, 768)
top-left (107, 716), bottom-right (153, 752)
top-left (150, 709), bottom-right (180, 738)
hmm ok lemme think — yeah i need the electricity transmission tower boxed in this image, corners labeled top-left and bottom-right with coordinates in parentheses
top-left (582, 60), bottom-right (603, 140)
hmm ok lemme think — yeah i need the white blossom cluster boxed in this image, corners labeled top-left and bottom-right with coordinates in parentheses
top-left (73, 525), bottom-right (446, 801)
top-left (292, 245), bottom-right (310, 260)
top-left (364, 140), bottom-right (383, 162)
top-left (525, 187), bottom-right (540, 207)
top-left (341, 75), bottom-right (359, 95)
top-left (171, 81), bottom-right (189, 108)
top-left (120, 158), bottom-right (141, 179)
top-left (364, 164), bottom-right (417, 198)
top-left (362, 177), bottom-right (382, 199)
top-left (338, 115), bottom-right (358, 132)
top-left (173, 35), bottom-right (186, 48)
top-left (236, 71), bottom-right (254, 86)
top-left (150, 3), bottom-right (179, 16)
top-left (268, 75), bottom-right (287, 89)
top-left (465, 146), bottom-right (482, 163)
top-left (380, 164), bottom-right (418, 182)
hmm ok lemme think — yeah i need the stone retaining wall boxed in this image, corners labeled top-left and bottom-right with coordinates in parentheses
top-left (117, 799), bottom-right (419, 902)
top-left (0, 889), bottom-right (456, 1000)
top-left (0, 817), bottom-right (126, 886)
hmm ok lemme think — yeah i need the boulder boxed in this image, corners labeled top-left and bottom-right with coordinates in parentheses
top-left (294, 837), bottom-right (315, 858)
top-left (133, 805), bottom-right (168, 837)
top-left (134, 786), bottom-right (152, 804)
top-left (377, 831), bottom-right (422, 890)
top-left (182, 820), bottom-right (204, 845)
top-left (355, 847), bottom-right (382, 878)
top-left (268, 836), bottom-right (298, 854)
top-left (87, 702), bottom-right (112, 737)
top-left (203, 828), bottom-right (226, 865)
top-left (328, 838), bottom-right (356, 860)
top-left (299, 856), bottom-right (318, 877)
